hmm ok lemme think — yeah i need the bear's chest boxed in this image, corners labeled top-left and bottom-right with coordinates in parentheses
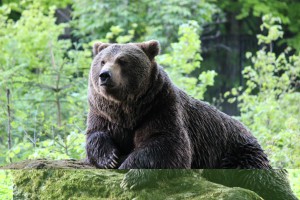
top-left (107, 124), bottom-right (135, 156)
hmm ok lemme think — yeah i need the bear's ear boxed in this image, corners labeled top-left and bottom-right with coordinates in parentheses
top-left (136, 40), bottom-right (160, 60)
top-left (93, 42), bottom-right (110, 57)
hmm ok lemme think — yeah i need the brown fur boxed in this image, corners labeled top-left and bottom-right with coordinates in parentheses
top-left (85, 41), bottom-right (297, 200)
top-left (87, 40), bottom-right (269, 169)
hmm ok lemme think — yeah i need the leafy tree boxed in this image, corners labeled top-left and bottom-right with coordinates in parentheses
top-left (0, 3), bottom-right (89, 163)
top-left (0, 171), bottom-right (12, 200)
top-left (225, 15), bottom-right (300, 168)
top-left (158, 21), bottom-right (216, 100)
top-left (1, 0), bottom-right (71, 13)
top-left (289, 169), bottom-right (300, 198)
top-left (218, 0), bottom-right (300, 51)
top-left (71, 0), bottom-right (217, 48)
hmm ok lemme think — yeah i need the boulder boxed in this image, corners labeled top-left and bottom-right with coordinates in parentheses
top-left (1, 159), bottom-right (262, 200)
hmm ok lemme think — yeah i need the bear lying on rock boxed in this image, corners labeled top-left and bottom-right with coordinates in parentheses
top-left (86, 40), bottom-right (297, 200)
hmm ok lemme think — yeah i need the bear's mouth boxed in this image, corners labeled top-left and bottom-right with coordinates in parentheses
top-left (99, 80), bottom-right (117, 90)
top-left (100, 82), bottom-right (114, 87)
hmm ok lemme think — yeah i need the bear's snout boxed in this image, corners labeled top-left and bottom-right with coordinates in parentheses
top-left (99, 70), bottom-right (112, 86)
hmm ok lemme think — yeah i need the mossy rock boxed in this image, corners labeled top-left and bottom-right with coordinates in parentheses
top-left (1, 159), bottom-right (262, 200)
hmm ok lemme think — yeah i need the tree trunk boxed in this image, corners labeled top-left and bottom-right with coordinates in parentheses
top-left (6, 89), bottom-right (12, 163)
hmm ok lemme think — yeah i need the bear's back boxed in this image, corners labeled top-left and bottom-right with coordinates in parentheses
top-left (176, 89), bottom-right (255, 168)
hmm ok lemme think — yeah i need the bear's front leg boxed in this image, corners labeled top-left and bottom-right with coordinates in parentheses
top-left (86, 131), bottom-right (119, 169)
top-left (119, 133), bottom-right (192, 189)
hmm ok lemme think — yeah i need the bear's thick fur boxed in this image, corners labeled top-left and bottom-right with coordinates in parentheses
top-left (86, 41), bottom-right (297, 200)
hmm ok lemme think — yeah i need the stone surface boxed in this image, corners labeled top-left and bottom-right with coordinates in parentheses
top-left (1, 159), bottom-right (263, 200)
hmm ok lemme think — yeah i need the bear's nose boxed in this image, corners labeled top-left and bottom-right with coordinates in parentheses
top-left (99, 70), bottom-right (111, 83)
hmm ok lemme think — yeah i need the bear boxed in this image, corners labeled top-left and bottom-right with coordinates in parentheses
top-left (86, 40), bottom-right (297, 200)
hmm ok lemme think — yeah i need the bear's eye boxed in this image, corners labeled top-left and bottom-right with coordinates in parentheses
top-left (101, 60), bottom-right (106, 66)
top-left (117, 57), bottom-right (128, 66)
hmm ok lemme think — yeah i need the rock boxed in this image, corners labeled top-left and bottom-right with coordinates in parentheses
top-left (1, 159), bottom-right (262, 200)
top-left (1, 159), bottom-right (94, 169)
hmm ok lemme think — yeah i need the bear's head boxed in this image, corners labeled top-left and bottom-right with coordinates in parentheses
top-left (90, 40), bottom-right (160, 102)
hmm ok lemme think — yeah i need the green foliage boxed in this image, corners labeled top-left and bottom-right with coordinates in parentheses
top-left (0, 3), bottom-right (88, 164)
top-left (226, 15), bottom-right (300, 168)
top-left (218, 0), bottom-right (300, 51)
top-left (158, 21), bottom-right (216, 100)
top-left (71, 0), bottom-right (217, 47)
top-left (288, 169), bottom-right (300, 199)
top-left (98, 24), bottom-right (138, 44)
top-left (257, 15), bottom-right (283, 45)
top-left (71, 0), bottom-right (146, 43)
top-left (0, 171), bottom-right (13, 200)
top-left (1, 0), bottom-right (71, 13)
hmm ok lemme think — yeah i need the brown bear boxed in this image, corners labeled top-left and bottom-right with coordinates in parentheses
top-left (86, 40), bottom-right (297, 200)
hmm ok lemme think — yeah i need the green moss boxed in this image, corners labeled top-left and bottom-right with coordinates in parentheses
top-left (3, 160), bottom-right (262, 199)
top-left (13, 170), bottom-right (128, 200)
top-left (11, 169), bottom-right (262, 200)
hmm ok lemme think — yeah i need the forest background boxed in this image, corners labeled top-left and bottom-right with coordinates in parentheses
top-left (0, 0), bottom-right (299, 198)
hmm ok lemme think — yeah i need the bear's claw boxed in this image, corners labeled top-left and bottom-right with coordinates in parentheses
top-left (95, 150), bottom-right (120, 169)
